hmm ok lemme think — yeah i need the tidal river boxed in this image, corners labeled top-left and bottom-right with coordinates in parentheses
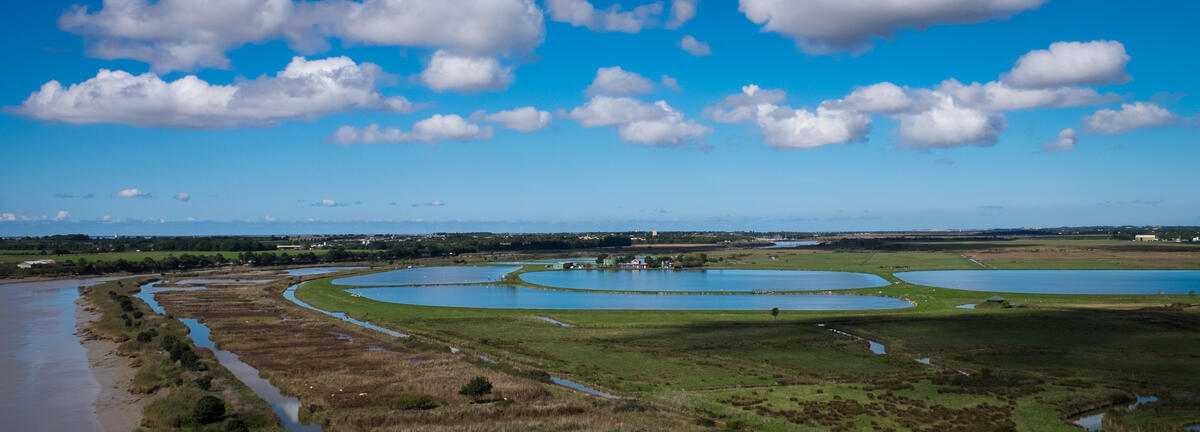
top-left (0, 276), bottom-right (128, 431)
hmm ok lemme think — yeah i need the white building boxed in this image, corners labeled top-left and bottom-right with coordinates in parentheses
top-left (1134, 235), bottom-right (1157, 242)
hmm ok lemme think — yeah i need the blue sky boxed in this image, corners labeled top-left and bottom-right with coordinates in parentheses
top-left (1, 0), bottom-right (1198, 235)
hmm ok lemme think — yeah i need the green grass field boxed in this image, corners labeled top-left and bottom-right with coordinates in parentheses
top-left (293, 244), bottom-right (1200, 431)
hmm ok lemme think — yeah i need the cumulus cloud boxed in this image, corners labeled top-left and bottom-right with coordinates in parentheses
top-left (569, 96), bottom-right (712, 148)
top-left (412, 200), bottom-right (445, 207)
top-left (10, 56), bottom-right (421, 128)
top-left (263, 215), bottom-right (275, 222)
top-left (481, 107), bottom-right (553, 131)
top-left (1002, 40), bottom-right (1131, 89)
top-left (1083, 102), bottom-right (1178, 135)
top-left (420, 50), bottom-right (513, 93)
top-left (173, 192), bottom-right (190, 202)
top-left (895, 94), bottom-right (1007, 149)
top-left (546, 0), bottom-right (663, 33)
top-left (58, 0), bottom-right (545, 72)
top-left (755, 105), bottom-right (871, 149)
top-left (1, 213), bottom-right (15, 222)
top-left (586, 66), bottom-right (655, 97)
top-left (710, 40), bottom-right (1139, 150)
top-left (52, 210), bottom-right (70, 221)
top-left (661, 75), bottom-right (680, 91)
top-left (1042, 128), bottom-right (1078, 152)
top-left (666, 0), bottom-right (699, 29)
top-left (330, 114), bottom-right (494, 145)
top-left (738, 0), bottom-right (1046, 54)
top-left (112, 188), bottom-right (151, 198)
top-left (707, 84), bottom-right (788, 123)
top-left (679, 35), bottom-right (712, 56)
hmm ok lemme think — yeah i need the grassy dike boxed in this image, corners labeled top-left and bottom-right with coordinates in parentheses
top-left (83, 278), bottom-right (285, 431)
top-left (295, 255), bottom-right (1200, 431)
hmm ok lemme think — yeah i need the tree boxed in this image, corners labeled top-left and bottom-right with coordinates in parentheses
top-left (459, 376), bottom-right (493, 398)
top-left (771, 307), bottom-right (780, 320)
top-left (193, 395), bottom-right (226, 423)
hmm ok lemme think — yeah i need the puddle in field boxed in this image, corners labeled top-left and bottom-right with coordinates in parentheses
top-left (955, 303), bottom-right (976, 309)
top-left (915, 357), bottom-right (932, 365)
top-left (550, 376), bottom-right (625, 399)
top-left (1071, 395), bottom-right (1158, 431)
top-left (825, 327), bottom-right (886, 355)
top-left (537, 316), bottom-right (570, 327)
top-left (181, 318), bottom-right (321, 432)
top-left (329, 332), bottom-right (354, 342)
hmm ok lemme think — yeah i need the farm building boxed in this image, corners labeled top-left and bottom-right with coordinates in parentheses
top-left (1134, 235), bottom-right (1157, 242)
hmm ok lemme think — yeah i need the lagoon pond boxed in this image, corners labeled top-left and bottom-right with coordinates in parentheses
top-left (522, 269), bottom-right (889, 292)
top-left (345, 284), bottom-right (913, 310)
top-left (332, 266), bottom-right (517, 286)
top-left (896, 270), bottom-right (1200, 294)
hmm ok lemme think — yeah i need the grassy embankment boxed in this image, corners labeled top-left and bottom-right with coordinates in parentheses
top-left (295, 243), bottom-right (1200, 431)
top-left (84, 278), bottom-right (285, 431)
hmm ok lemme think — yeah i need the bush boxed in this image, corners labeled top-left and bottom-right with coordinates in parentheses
top-left (137, 331), bottom-right (155, 343)
top-left (195, 376), bottom-right (213, 391)
top-left (193, 395), bottom-right (226, 424)
top-left (459, 376), bottom-right (493, 398)
top-left (179, 350), bottom-right (200, 370)
top-left (224, 418), bottom-right (249, 432)
top-left (388, 394), bottom-right (437, 410)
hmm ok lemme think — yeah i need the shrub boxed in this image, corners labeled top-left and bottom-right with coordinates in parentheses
top-left (136, 331), bottom-right (154, 343)
top-left (179, 350), bottom-right (200, 370)
top-left (459, 376), bottom-right (493, 398)
top-left (388, 394), bottom-right (437, 410)
top-left (224, 419), bottom-right (249, 432)
top-left (195, 376), bottom-right (213, 390)
top-left (193, 395), bottom-right (226, 424)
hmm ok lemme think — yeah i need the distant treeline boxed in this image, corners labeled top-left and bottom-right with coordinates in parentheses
top-left (0, 235), bottom-right (278, 254)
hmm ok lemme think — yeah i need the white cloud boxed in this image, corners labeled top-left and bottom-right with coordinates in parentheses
top-left (313, 199), bottom-right (345, 207)
top-left (263, 215), bottom-right (275, 222)
top-left (1002, 40), bottom-right (1130, 89)
top-left (173, 192), bottom-right (190, 202)
top-left (707, 84), bottom-right (788, 123)
top-left (586, 66), bottom-right (655, 97)
top-left (1083, 102), bottom-right (1178, 135)
top-left (52, 210), bottom-right (70, 221)
top-left (896, 94), bottom-right (1007, 149)
top-left (666, 0), bottom-right (699, 29)
top-left (679, 35), bottom-right (712, 56)
top-left (482, 107), bottom-right (552, 131)
top-left (112, 188), bottom-right (151, 198)
top-left (934, 79), bottom-right (1117, 111)
top-left (825, 82), bottom-right (914, 113)
top-left (2, 213), bottom-right (17, 222)
top-left (1042, 128), bottom-right (1078, 152)
top-left (546, 0), bottom-right (664, 33)
top-left (662, 75), bottom-right (680, 91)
top-left (569, 96), bottom-right (712, 148)
top-left (330, 114), bottom-right (494, 145)
top-left (754, 105), bottom-right (871, 149)
top-left (738, 0), bottom-right (1046, 54)
top-left (59, 0), bottom-right (544, 72)
top-left (420, 50), bottom-right (513, 93)
top-left (11, 56), bottom-right (419, 128)
top-left (412, 200), bottom-right (445, 207)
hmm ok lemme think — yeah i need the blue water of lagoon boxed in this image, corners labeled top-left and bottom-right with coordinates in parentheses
top-left (521, 269), bottom-right (889, 292)
top-left (332, 266), bottom-right (518, 286)
top-left (344, 285), bottom-right (913, 310)
top-left (895, 270), bottom-right (1200, 295)
top-left (759, 240), bottom-right (819, 248)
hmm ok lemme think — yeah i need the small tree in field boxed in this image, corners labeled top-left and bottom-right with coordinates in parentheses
top-left (771, 307), bottom-right (780, 320)
top-left (459, 376), bottom-right (493, 399)
top-left (193, 395), bottom-right (226, 423)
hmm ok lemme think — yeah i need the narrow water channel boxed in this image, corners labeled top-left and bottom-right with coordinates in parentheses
top-left (180, 318), bottom-right (321, 432)
top-left (1072, 395), bottom-right (1157, 431)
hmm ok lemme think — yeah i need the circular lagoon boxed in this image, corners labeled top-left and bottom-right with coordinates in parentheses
top-left (345, 285), bottom-right (913, 310)
top-left (333, 266), bottom-right (518, 286)
top-left (521, 269), bottom-right (889, 292)
top-left (895, 270), bottom-right (1200, 294)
